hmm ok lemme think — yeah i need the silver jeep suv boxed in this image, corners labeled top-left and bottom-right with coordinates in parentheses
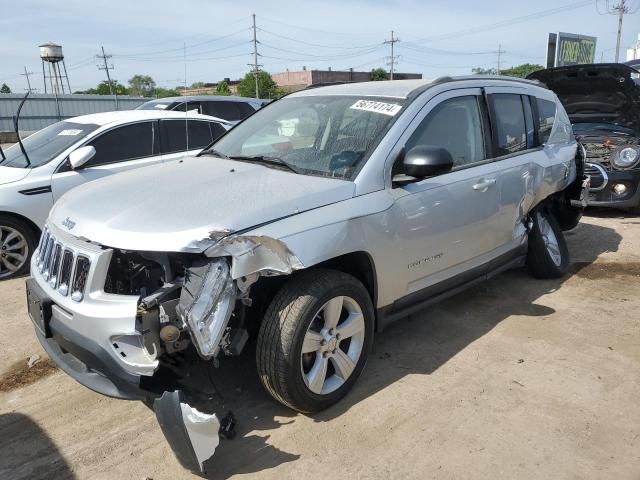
top-left (26, 77), bottom-right (587, 474)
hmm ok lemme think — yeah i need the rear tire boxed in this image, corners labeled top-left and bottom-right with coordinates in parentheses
top-left (0, 215), bottom-right (37, 280)
top-left (526, 209), bottom-right (569, 279)
top-left (256, 269), bottom-right (374, 413)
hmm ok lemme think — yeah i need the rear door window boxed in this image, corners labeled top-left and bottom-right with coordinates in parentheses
top-left (161, 120), bottom-right (219, 153)
top-left (491, 94), bottom-right (527, 156)
top-left (86, 122), bottom-right (157, 167)
top-left (536, 99), bottom-right (556, 144)
top-left (204, 101), bottom-right (251, 121)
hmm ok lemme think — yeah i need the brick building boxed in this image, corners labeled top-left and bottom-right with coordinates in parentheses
top-left (271, 68), bottom-right (422, 92)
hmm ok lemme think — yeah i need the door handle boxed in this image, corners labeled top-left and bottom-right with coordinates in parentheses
top-left (472, 178), bottom-right (496, 191)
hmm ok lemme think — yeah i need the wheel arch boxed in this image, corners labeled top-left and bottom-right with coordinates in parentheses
top-left (0, 211), bottom-right (42, 239)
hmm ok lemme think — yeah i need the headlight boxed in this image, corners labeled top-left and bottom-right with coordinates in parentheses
top-left (612, 147), bottom-right (640, 169)
top-left (179, 259), bottom-right (236, 358)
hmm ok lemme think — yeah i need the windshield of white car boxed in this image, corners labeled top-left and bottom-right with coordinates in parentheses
top-left (0, 121), bottom-right (100, 169)
top-left (205, 95), bottom-right (405, 180)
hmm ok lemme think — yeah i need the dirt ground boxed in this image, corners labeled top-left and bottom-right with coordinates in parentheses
top-left (1, 211), bottom-right (639, 480)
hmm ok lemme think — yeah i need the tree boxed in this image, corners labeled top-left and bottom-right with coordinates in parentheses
top-left (472, 67), bottom-right (498, 75)
top-left (237, 71), bottom-right (283, 99)
top-left (75, 80), bottom-right (128, 95)
top-left (472, 63), bottom-right (544, 78)
top-left (190, 81), bottom-right (205, 89)
top-left (500, 63), bottom-right (544, 78)
top-left (128, 74), bottom-right (156, 97)
top-left (215, 81), bottom-right (232, 96)
top-left (154, 87), bottom-right (180, 98)
top-left (0, 83), bottom-right (11, 93)
top-left (370, 68), bottom-right (387, 81)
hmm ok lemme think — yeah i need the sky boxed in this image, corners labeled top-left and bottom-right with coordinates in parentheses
top-left (0, 0), bottom-right (639, 92)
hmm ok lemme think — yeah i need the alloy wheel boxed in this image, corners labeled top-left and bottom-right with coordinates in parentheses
top-left (0, 226), bottom-right (29, 279)
top-left (538, 212), bottom-right (562, 267)
top-left (300, 295), bottom-right (366, 395)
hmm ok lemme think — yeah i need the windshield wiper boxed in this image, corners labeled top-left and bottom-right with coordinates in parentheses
top-left (228, 155), bottom-right (301, 174)
top-left (198, 148), bottom-right (230, 159)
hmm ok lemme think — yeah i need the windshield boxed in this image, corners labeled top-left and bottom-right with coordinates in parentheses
top-left (137, 101), bottom-right (174, 110)
top-left (0, 121), bottom-right (100, 169)
top-left (208, 95), bottom-right (404, 179)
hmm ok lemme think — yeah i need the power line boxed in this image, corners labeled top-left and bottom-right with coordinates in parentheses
top-left (20, 66), bottom-right (34, 92)
top-left (249, 13), bottom-right (262, 99)
top-left (258, 28), bottom-right (380, 50)
top-left (605, 0), bottom-right (635, 62)
top-left (495, 44), bottom-right (506, 74)
top-left (383, 30), bottom-right (400, 79)
top-left (409, 0), bottom-right (594, 44)
top-left (96, 46), bottom-right (118, 109)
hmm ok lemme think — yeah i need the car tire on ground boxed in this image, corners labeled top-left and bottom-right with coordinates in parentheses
top-left (0, 215), bottom-right (37, 280)
top-left (256, 269), bottom-right (374, 413)
top-left (526, 208), bottom-right (569, 279)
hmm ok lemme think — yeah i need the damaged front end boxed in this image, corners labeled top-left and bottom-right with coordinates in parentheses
top-left (114, 234), bottom-right (303, 474)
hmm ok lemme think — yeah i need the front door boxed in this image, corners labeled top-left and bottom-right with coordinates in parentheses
top-left (389, 89), bottom-right (505, 298)
top-left (51, 121), bottom-right (161, 202)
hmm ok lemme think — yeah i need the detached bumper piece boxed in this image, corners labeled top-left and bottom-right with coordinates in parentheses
top-left (153, 390), bottom-right (235, 476)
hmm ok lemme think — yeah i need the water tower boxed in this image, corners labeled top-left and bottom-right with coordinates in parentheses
top-left (39, 42), bottom-right (72, 94)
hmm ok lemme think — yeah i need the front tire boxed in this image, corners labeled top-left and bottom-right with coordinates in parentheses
top-left (0, 216), bottom-right (37, 280)
top-left (256, 269), bottom-right (374, 413)
top-left (526, 209), bottom-right (569, 279)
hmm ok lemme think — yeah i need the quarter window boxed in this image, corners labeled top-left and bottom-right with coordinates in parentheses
top-left (536, 98), bottom-right (556, 144)
top-left (86, 122), bottom-right (156, 167)
top-left (405, 95), bottom-right (486, 168)
top-left (491, 94), bottom-right (527, 155)
top-left (161, 120), bottom-right (223, 153)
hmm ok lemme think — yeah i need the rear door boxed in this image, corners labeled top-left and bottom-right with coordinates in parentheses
top-left (159, 119), bottom-right (225, 162)
top-left (51, 121), bottom-right (160, 202)
top-left (389, 88), bottom-right (506, 298)
top-left (485, 88), bottom-right (546, 249)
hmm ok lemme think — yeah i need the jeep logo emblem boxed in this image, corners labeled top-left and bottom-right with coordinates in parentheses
top-left (61, 217), bottom-right (76, 230)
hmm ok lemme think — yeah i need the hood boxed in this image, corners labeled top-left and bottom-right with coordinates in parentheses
top-left (0, 166), bottom-right (31, 185)
top-left (49, 156), bottom-right (355, 252)
top-left (527, 64), bottom-right (640, 133)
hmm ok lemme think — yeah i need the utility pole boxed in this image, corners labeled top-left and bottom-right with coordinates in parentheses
top-left (495, 44), bottom-right (506, 75)
top-left (96, 46), bottom-right (118, 110)
top-left (612, 0), bottom-right (628, 63)
top-left (20, 66), bottom-right (34, 92)
top-left (249, 13), bottom-right (263, 99)
top-left (384, 30), bottom-right (400, 80)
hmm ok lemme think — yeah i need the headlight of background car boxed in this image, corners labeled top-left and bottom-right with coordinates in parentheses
top-left (612, 147), bottom-right (640, 169)
top-left (178, 259), bottom-right (236, 358)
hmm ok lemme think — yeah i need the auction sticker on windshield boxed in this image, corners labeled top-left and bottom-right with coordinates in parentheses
top-left (350, 100), bottom-right (402, 116)
top-left (57, 129), bottom-right (83, 136)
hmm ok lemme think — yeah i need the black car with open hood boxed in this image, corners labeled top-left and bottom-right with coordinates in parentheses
top-left (528, 63), bottom-right (640, 212)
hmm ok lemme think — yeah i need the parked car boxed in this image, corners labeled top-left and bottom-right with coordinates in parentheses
top-left (26, 77), bottom-right (586, 474)
top-left (0, 110), bottom-right (230, 279)
top-left (528, 63), bottom-right (640, 213)
top-left (136, 95), bottom-right (267, 123)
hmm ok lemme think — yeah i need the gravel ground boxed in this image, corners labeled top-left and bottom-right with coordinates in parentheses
top-left (1, 211), bottom-right (639, 480)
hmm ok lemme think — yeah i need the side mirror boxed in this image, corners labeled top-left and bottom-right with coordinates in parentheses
top-left (402, 145), bottom-right (454, 179)
top-left (68, 145), bottom-right (96, 170)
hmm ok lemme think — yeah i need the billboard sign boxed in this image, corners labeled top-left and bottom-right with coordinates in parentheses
top-left (546, 32), bottom-right (597, 68)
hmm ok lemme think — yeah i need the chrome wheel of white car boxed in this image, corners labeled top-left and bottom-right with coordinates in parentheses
top-left (0, 225), bottom-right (29, 279)
top-left (537, 212), bottom-right (562, 267)
top-left (301, 295), bottom-right (366, 395)
top-left (257, 269), bottom-right (374, 413)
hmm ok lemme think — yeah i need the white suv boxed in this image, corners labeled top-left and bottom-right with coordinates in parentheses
top-left (0, 110), bottom-right (230, 279)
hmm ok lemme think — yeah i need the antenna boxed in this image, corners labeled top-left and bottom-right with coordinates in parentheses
top-left (96, 46), bottom-right (118, 110)
top-left (384, 30), bottom-right (400, 80)
top-left (184, 41), bottom-right (190, 153)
